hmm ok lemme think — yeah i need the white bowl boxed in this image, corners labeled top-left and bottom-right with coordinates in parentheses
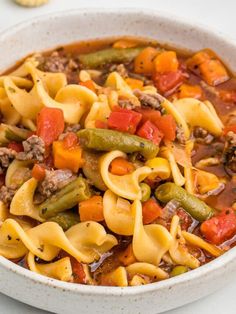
top-left (0, 8), bottom-right (236, 314)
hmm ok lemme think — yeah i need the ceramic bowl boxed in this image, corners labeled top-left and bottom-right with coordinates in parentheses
top-left (0, 8), bottom-right (236, 314)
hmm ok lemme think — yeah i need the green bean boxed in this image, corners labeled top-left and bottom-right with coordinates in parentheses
top-left (0, 124), bottom-right (30, 145)
top-left (39, 177), bottom-right (91, 219)
top-left (77, 129), bottom-right (159, 159)
top-left (140, 183), bottom-right (151, 202)
top-left (79, 47), bottom-right (144, 68)
top-left (49, 211), bottom-right (80, 231)
top-left (170, 266), bottom-right (188, 277)
top-left (82, 150), bottom-right (107, 191)
top-left (155, 182), bottom-right (215, 222)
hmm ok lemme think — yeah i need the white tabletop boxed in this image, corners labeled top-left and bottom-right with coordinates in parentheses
top-left (0, 0), bottom-right (236, 313)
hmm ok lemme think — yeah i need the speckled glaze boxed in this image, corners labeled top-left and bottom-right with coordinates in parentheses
top-left (0, 8), bottom-right (236, 314)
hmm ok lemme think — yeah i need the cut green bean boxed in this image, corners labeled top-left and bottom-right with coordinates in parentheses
top-left (39, 177), bottom-right (91, 219)
top-left (0, 124), bottom-right (30, 145)
top-left (77, 128), bottom-right (159, 159)
top-left (140, 183), bottom-right (151, 202)
top-left (49, 211), bottom-right (80, 231)
top-left (79, 47), bottom-right (144, 68)
top-left (155, 182), bottom-right (215, 222)
top-left (170, 266), bottom-right (188, 277)
top-left (82, 150), bottom-right (107, 191)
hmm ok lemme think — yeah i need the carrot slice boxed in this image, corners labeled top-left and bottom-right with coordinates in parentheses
top-left (32, 164), bottom-right (46, 181)
top-left (109, 157), bottom-right (135, 176)
top-left (134, 47), bottom-right (158, 75)
top-left (154, 51), bottom-right (179, 73)
top-left (79, 195), bottom-right (104, 222)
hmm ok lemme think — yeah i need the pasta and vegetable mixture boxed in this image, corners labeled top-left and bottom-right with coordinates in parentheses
top-left (0, 37), bottom-right (235, 287)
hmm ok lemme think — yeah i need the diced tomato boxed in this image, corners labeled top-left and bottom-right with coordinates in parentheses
top-left (142, 199), bottom-right (162, 224)
top-left (200, 209), bottom-right (236, 245)
top-left (108, 108), bottom-right (142, 134)
top-left (223, 125), bottom-right (236, 135)
top-left (155, 114), bottom-right (176, 141)
top-left (37, 107), bottom-right (65, 146)
top-left (0, 174), bottom-right (5, 188)
top-left (27, 131), bottom-right (36, 139)
top-left (44, 153), bottom-right (54, 168)
top-left (63, 132), bottom-right (78, 149)
top-left (137, 120), bottom-right (163, 145)
top-left (7, 142), bottom-right (23, 153)
top-left (31, 164), bottom-right (46, 181)
top-left (79, 80), bottom-right (96, 93)
top-left (153, 70), bottom-right (184, 94)
top-left (135, 107), bottom-right (161, 125)
top-left (177, 208), bottom-right (193, 231)
top-left (219, 90), bottom-right (236, 103)
top-left (68, 256), bottom-right (86, 284)
top-left (95, 120), bottom-right (108, 129)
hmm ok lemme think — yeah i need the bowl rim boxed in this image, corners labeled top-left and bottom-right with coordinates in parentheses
top-left (0, 7), bottom-right (236, 296)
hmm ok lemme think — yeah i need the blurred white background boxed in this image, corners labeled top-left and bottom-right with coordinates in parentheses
top-left (0, 0), bottom-right (236, 313)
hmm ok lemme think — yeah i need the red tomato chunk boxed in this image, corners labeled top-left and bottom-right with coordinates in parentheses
top-left (108, 108), bottom-right (142, 134)
top-left (8, 142), bottom-right (23, 153)
top-left (142, 199), bottom-right (162, 224)
top-left (137, 120), bottom-right (163, 145)
top-left (37, 107), bottom-right (65, 146)
top-left (200, 209), bottom-right (236, 245)
top-left (153, 70), bottom-right (184, 94)
top-left (156, 115), bottom-right (176, 141)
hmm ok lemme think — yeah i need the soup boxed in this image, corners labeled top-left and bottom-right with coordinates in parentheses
top-left (0, 36), bottom-right (235, 287)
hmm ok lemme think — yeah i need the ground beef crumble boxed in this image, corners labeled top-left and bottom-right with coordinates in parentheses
top-left (223, 131), bottom-right (236, 173)
top-left (193, 127), bottom-right (215, 145)
top-left (0, 148), bottom-right (16, 174)
top-left (37, 51), bottom-right (80, 83)
top-left (0, 186), bottom-right (15, 206)
top-left (133, 89), bottom-right (162, 111)
top-left (17, 135), bottom-right (45, 163)
top-left (34, 169), bottom-right (76, 203)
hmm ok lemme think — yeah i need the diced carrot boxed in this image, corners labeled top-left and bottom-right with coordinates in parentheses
top-left (79, 80), bottom-right (96, 93)
top-left (31, 164), bottom-right (46, 181)
top-left (178, 83), bottom-right (203, 99)
top-left (125, 78), bottom-right (144, 90)
top-left (134, 47), bottom-right (158, 75)
top-left (118, 244), bottom-right (137, 266)
top-left (142, 199), bottom-right (162, 224)
top-left (109, 157), bottom-right (135, 176)
top-left (113, 39), bottom-right (138, 49)
top-left (186, 49), bottom-right (213, 71)
top-left (199, 59), bottom-right (229, 86)
top-left (154, 51), bottom-right (179, 73)
top-left (63, 132), bottom-right (78, 149)
top-left (79, 195), bottom-right (104, 222)
top-left (53, 141), bottom-right (83, 173)
top-left (186, 49), bottom-right (229, 86)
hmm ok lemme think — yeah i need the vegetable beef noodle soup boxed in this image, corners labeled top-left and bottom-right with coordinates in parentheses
top-left (0, 37), bottom-right (235, 287)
